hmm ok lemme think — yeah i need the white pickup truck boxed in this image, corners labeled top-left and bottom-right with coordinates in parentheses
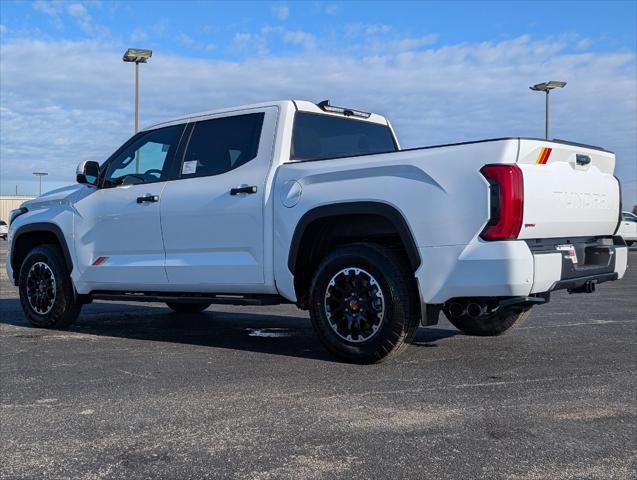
top-left (6, 100), bottom-right (628, 363)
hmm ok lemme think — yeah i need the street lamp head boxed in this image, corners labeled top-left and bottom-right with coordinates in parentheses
top-left (32, 172), bottom-right (48, 176)
top-left (123, 48), bottom-right (152, 63)
top-left (529, 81), bottom-right (567, 92)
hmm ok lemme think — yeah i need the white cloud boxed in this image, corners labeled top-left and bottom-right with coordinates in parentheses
top-left (257, 26), bottom-right (317, 51)
top-left (324, 4), bottom-right (339, 15)
top-left (365, 24), bottom-right (392, 35)
top-left (32, 1), bottom-right (108, 36)
top-left (577, 38), bottom-right (593, 50)
top-left (177, 33), bottom-right (195, 47)
top-left (130, 27), bottom-right (148, 43)
top-left (272, 5), bottom-right (290, 21)
top-left (33, 0), bottom-right (64, 29)
top-left (33, 0), bottom-right (59, 16)
top-left (0, 36), bottom-right (635, 204)
top-left (67, 3), bottom-right (89, 18)
top-left (391, 34), bottom-right (439, 51)
top-left (174, 33), bottom-right (215, 53)
top-left (67, 3), bottom-right (92, 33)
top-left (282, 30), bottom-right (316, 50)
top-left (151, 20), bottom-right (168, 36)
top-left (346, 23), bottom-right (392, 36)
top-left (233, 32), bottom-right (253, 44)
top-left (231, 32), bottom-right (269, 56)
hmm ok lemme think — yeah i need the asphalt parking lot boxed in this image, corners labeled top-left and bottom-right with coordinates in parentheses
top-left (1, 241), bottom-right (635, 480)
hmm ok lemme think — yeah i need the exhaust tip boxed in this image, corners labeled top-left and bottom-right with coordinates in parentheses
top-left (447, 302), bottom-right (465, 318)
top-left (466, 302), bottom-right (487, 319)
top-left (568, 280), bottom-right (597, 294)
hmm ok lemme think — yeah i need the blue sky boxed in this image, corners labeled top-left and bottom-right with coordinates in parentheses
top-left (1, 0), bottom-right (636, 202)
top-left (3, 1), bottom-right (636, 56)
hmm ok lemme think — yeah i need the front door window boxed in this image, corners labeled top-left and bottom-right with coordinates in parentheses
top-left (103, 125), bottom-right (183, 186)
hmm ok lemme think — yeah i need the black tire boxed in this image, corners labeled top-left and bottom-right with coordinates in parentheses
top-left (309, 243), bottom-right (420, 364)
top-left (626, 241), bottom-right (634, 246)
top-left (443, 307), bottom-right (530, 336)
top-left (18, 244), bottom-right (81, 328)
top-left (165, 302), bottom-right (211, 314)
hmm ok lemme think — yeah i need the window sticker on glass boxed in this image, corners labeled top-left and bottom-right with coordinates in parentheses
top-left (182, 160), bottom-right (197, 175)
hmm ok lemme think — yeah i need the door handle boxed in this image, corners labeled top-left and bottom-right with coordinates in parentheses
top-left (230, 186), bottom-right (258, 195)
top-left (576, 154), bottom-right (592, 166)
top-left (137, 194), bottom-right (159, 203)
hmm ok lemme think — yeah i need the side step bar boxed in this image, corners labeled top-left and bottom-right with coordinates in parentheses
top-left (89, 292), bottom-right (290, 306)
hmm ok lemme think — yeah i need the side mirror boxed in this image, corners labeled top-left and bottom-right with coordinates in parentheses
top-left (76, 161), bottom-right (100, 186)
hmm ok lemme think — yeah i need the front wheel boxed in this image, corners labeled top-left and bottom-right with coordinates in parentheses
top-left (443, 306), bottom-right (530, 336)
top-left (309, 243), bottom-right (420, 364)
top-left (18, 244), bottom-right (82, 328)
top-left (165, 301), bottom-right (211, 314)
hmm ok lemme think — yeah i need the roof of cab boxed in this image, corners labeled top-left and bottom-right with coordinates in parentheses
top-left (142, 99), bottom-right (389, 131)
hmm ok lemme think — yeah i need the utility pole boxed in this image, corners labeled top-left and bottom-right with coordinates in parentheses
top-left (123, 48), bottom-right (152, 173)
top-left (123, 48), bottom-right (152, 134)
top-left (32, 172), bottom-right (48, 196)
top-left (530, 81), bottom-right (567, 140)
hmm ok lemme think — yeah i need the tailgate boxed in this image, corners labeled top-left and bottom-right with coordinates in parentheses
top-left (516, 139), bottom-right (620, 239)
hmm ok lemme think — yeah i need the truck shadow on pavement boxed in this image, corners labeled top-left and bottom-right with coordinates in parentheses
top-left (0, 298), bottom-right (459, 362)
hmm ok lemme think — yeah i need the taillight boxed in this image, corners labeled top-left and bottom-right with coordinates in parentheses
top-left (480, 164), bottom-right (524, 240)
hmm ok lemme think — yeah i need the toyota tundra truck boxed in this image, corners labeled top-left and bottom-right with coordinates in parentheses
top-left (6, 100), bottom-right (628, 363)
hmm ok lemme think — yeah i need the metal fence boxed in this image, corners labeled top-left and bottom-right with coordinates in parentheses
top-left (0, 196), bottom-right (35, 223)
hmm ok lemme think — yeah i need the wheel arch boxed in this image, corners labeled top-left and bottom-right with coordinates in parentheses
top-left (11, 223), bottom-right (73, 285)
top-left (287, 202), bottom-right (421, 306)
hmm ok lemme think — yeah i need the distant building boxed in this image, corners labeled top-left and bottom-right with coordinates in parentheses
top-left (0, 196), bottom-right (36, 222)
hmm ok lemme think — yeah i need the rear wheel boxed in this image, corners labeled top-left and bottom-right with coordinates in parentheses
top-left (18, 244), bottom-right (81, 328)
top-left (309, 243), bottom-right (419, 364)
top-left (443, 306), bottom-right (530, 336)
top-left (165, 302), bottom-right (211, 314)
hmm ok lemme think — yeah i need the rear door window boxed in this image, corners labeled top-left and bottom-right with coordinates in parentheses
top-left (180, 113), bottom-right (264, 178)
top-left (291, 112), bottom-right (397, 161)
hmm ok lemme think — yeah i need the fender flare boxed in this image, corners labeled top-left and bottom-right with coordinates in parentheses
top-left (11, 222), bottom-right (74, 277)
top-left (287, 201), bottom-right (421, 273)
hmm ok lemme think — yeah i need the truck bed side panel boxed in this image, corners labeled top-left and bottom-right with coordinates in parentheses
top-left (273, 139), bottom-right (519, 301)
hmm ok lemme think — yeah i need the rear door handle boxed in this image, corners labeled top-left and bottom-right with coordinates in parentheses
top-left (137, 194), bottom-right (159, 203)
top-left (230, 186), bottom-right (257, 195)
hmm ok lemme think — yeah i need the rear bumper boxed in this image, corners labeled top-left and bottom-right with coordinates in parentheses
top-left (416, 237), bottom-right (627, 304)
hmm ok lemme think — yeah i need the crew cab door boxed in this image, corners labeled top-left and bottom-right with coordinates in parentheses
top-left (160, 107), bottom-right (277, 290)
top-left (73, 124), bottom-right (185, 288)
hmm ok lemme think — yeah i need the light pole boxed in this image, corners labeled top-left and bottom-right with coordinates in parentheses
top-left (530, 81), bottom-right (567, 140)
top-left (122, 48), bottom-right (152, 134)
top-left (33, 172), bottom-right (48, 196)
